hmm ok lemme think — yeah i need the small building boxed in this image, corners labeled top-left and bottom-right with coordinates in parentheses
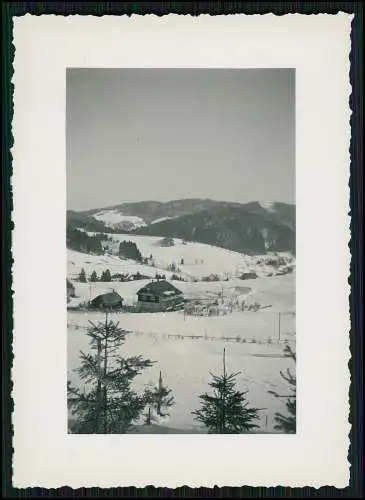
top-left (239, 272), bottom-right (258, 280)
top-left (90, 291), bottom-right (124, 311)
top-left (159, 237), bottom-right (175, 247)
top-left (136, 280), bottom-right (184, 311)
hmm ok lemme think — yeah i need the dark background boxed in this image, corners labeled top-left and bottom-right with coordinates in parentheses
top-left (2, 2), bottom-right (363, 498)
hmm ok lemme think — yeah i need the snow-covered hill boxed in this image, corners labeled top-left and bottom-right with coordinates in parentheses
top-left (72, 232), bottom-right (295, 282)
top-left (93, 209), bottom-right (147, 231)
top-left (151, 216), bottom-right (178, 224)
top-left (68, 248), bottom-right (173, 287)
top-left (72, 199), bottom-right (295, 255)
top-left (258, 201), bottom-right (276, 212)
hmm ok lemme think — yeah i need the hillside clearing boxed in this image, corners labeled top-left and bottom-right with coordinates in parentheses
top-left (68, 234), bottom-right (295, 282)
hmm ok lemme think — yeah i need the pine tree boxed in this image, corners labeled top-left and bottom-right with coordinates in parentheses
top-left (67, 312), bottom-right (155, 433)
top-left (145, 371), bottom-right (175, 420)
top-left (192, 348), bottom-right (260, 433)
top-left (67, 228), bottom-right (103, 255)
top-left (118, 241), bottom-right (142, 262)
top-left (268, 344), bottom-right (296, 433)
top-left (100, 269), bottom-right (112, 282)
top-left (90, 270), bottom-right (98, 282)
top-left (78, 268), bottom-right (87, 283)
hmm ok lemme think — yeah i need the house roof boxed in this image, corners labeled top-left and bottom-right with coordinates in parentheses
top-left (91, 291), bottom-right (123, 305)
top-left (137, 280), bottom-right (183, 297)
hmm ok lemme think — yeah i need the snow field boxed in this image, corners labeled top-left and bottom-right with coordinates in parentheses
top-left (68, 307), bottom-right (295, 343)
top-left (93, 210), bottom-right (147, 230)
top-left (67, 273), bottom-right (295, 432)
top-left (68, 250), bottom-right (171, 285)
top-left (68, 325), bottom-right (295, 432)
top-left (79, 232), bottom-right (295, 281)
top-left (67, 236), bottom-right (295, 432)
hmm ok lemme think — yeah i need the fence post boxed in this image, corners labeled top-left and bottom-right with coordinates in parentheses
top-left (278, 312), bottom-right (281, 342)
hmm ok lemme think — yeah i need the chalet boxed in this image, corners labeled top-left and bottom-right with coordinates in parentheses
top-left (136, 280), bottom-right (184, 311)
top-left (90, 291), bottom-right (123, 311)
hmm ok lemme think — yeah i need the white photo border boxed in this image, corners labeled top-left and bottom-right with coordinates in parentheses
top-left (12, 13), bottom-right (352, 488)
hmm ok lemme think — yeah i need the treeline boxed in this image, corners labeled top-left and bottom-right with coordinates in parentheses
top-left (77, 268), bottom-right (150, 283)
top-left (67, 228), bottom-right (112, 254)
top-left (135, 205), bottom-right (296, 255)
top-left (67, 230), bottom-right (146, 264)
top-left (118, 240), bottom-right (143, 261)
top-left (67, 210), bottom-right (114, 233)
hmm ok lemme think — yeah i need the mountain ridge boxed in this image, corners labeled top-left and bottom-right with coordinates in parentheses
top-left (67, 199), bottom-right (295, 255)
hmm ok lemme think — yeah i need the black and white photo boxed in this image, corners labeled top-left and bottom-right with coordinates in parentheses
top-left (66, 68), bottom-right (296, 434)
top-left (11, 13), bottom-right (352, 488)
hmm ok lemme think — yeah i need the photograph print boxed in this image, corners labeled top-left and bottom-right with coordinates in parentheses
top-left (66, 68), bottom-right (296, 435)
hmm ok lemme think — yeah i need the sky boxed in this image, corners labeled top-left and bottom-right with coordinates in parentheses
top-left (67, 68), bottom-right (295, 211)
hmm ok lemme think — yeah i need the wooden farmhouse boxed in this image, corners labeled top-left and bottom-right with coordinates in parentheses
top-left (136, 280), bottom-right (184, 312)
top-left (90, 291), bottom-right (124, 311)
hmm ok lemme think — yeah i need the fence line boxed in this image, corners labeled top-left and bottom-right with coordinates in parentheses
top-left (67, 306), bottom-right (296, 316)
top-left (67, 308), bottom-right (295, 345)
top-left (67, 322), bottom-right (294, 345)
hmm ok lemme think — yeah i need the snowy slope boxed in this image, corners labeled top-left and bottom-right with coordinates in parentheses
top-left (68, 249), bottom-right (172, 283)
top-left (259, 201), bottom-right (276, 213)
top-left (151, 216), bottom-right (178, 224)
top-left (82, 232), bottom-right (295, 281)
top-left (93, 210), bottom-right (147, 231)
top-left (67, 233), bottom-right (296, 433)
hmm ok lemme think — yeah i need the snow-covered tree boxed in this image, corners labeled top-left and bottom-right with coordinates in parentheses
top-left (192, 348), bottom-right (260, 433)
top-left (78, 268), bottom-right (87, 283)
top-left (68, 312), bottom-right (154, 433)
top-left (268, 344), bottom-right (296, 433)
top-left (145, 371), bottom-right (175, 421)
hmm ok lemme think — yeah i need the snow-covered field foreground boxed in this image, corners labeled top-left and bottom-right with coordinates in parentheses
top-left (68, 273), bottom-right (296, 433)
